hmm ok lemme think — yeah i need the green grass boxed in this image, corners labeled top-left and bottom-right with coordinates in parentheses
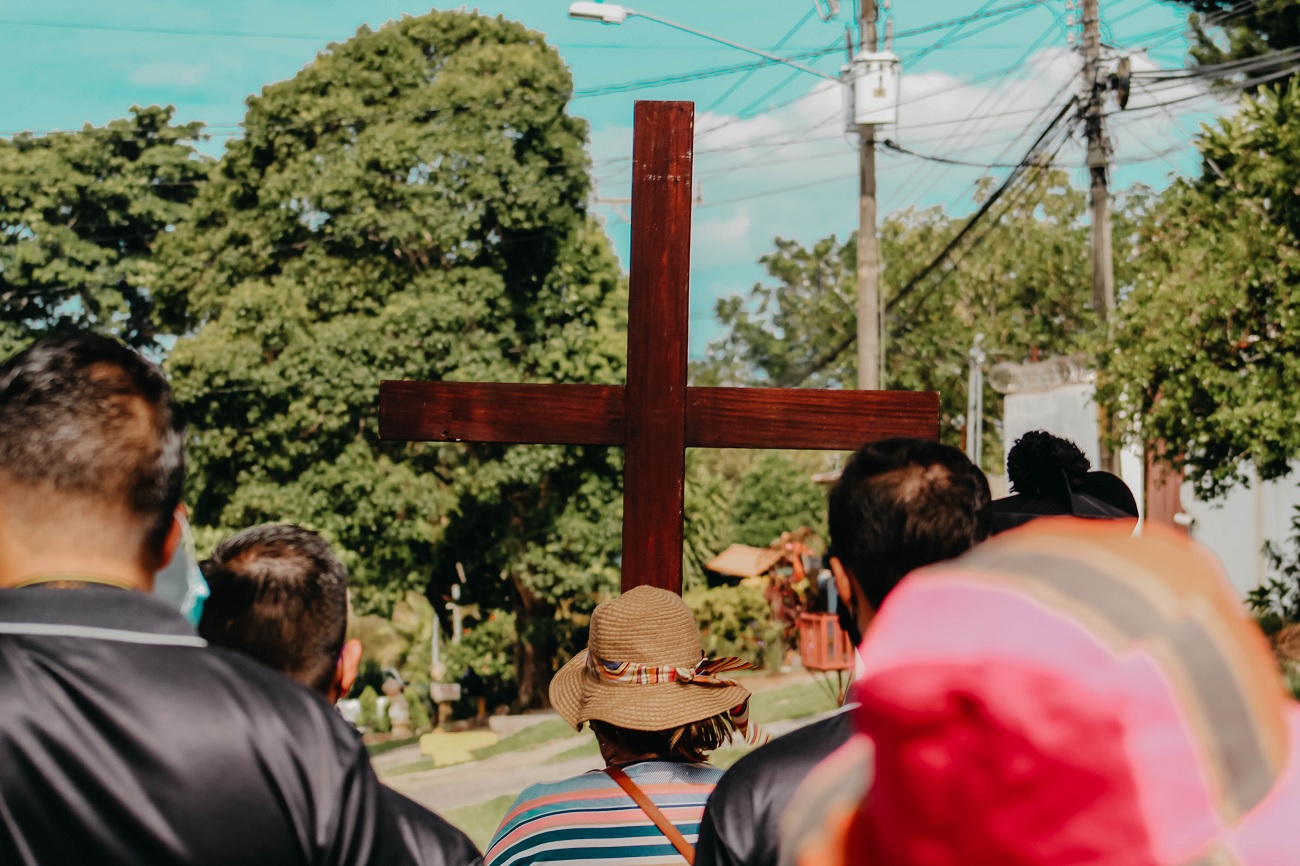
top-left (709, 746), bottom-right (751, 770)
top-left (382, 758), bottom-right (437, 777)
top-left (543, 738), bottom-right (601, 765)
top-left (445, 793), bottom-right (519, 851)
top-left (749, 680), bottom-right (838, 723)
top-left (469, 718), bottom-right (580, 760)
top-left (365, 735), bottom-right (422, 757)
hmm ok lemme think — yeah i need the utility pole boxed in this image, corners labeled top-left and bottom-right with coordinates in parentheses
top-left (1081, 0), bottom-right (1114, 320)
top-left (856, 0), bottom-right (881, 390)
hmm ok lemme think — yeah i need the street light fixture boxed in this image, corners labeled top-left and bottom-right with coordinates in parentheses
top-left (568, 2), bottom-right (628, 25)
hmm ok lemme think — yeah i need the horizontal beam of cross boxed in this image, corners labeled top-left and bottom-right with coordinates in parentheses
top-left (380, 381), bottom-right (939, 450)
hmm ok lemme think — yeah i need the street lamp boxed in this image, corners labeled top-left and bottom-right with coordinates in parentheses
top-left (568, 1), bottom-right (900, 390)
top-left (568, 1), bottom-right (628, 24)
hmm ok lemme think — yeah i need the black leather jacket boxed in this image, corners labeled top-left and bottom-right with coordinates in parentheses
top-left (0, 585), bottom-right (410, 866)
top-left (695, 710), bottom-right (855, 866)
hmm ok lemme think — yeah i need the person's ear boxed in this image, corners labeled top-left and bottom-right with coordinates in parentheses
top-left (831, 555), bottom-right (876, 639)
top-left (157, 509), bottom-right (185, 573)
top-left (333, 639), bottom-right (363, 702)
top-left (830, 556), bottom-right (855, 609)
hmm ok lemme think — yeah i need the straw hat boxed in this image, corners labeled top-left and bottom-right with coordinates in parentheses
top-left (550, 586), bottom-right (753, 733)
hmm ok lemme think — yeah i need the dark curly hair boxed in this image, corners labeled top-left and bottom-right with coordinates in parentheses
top-left (1006, 431), bottom-right (1091, 497)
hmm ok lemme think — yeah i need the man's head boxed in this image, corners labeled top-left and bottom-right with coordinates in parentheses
top-left (198, 524), bottom-right (362, 701)
top-left (827, 437), bottom-right (991, 643)
top-left (0, 333), bottom-right (185, 584)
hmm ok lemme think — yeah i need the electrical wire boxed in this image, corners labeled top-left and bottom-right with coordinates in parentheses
top-left (887, 10), bottom-right (1063, 211)
top-left (705, 6), bottom-right (817, 113)
top-left (885, 98), bottom-right (1079, 315)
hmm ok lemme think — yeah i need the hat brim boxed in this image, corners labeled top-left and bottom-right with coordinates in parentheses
top-left (550, 649), bottom-right (752, 733)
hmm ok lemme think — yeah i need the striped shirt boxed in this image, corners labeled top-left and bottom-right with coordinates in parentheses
top-left (485, 761), bottom-right (722, 866)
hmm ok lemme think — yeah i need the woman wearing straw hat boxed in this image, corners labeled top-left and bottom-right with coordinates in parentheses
top-left (484, 586), bottom-right (765, 866)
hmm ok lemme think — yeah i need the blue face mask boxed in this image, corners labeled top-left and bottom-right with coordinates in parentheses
top-left (153, 512), bottom-right (210, 628)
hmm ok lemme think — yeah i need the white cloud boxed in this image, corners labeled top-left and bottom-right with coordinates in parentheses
top-left (130, 62), bottom-right (213, 88)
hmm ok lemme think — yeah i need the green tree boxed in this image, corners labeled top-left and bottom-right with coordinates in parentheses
top-left (0, 106), bottom-right (207, 354)
top-left (1166, 1), bottom-right (1300, 85)
top-left (699, 168), bottom-right (1130, 471)
top-left (154, 10), bottom-right (626, 708)
top-left (1098, 82), bottom-right (1300, 498)
top-left (729, 452), bottom-right (829, 548)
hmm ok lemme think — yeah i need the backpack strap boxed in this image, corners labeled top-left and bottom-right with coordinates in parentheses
top-left (605, 766), bottom-right (696, 864)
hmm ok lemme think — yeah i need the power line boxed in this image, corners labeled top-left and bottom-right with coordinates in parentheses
top-left (884, 98), bottom-right (1080, 315)
top-left (889, 12), bottom-right (1063, 212)
top-left (776, 101), bottom-right (1080, 387)
top-left (705, 7), bottom-right (817, 113)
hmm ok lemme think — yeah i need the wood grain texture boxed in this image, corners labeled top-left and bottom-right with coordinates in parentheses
top-left (621, 100), bottom-right (694, 594)
top-left (685, 387), bottom-right (940, 449)
top-left (380, 381), bottom-right (939, 449)
top-left (379, 381), bottom-right (623, 445)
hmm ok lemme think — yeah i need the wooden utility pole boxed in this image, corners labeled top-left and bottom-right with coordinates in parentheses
top-left (856, 0), bottom-right (881, 390)
top-left (1082, 0), bottom-right (1114, 320)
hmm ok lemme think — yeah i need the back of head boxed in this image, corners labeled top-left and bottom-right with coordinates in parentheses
top-left (0, 333), bottom-right (184, 571)
top-left (828, 437), bottom-right (991, 609)
top-left (992, 430), bottom-right (1139, 534)
top-left (198, 524), bottom-right (348, 696)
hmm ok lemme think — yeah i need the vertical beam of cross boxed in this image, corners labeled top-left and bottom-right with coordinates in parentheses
top-left (622, 101), bottom-right (694, 593)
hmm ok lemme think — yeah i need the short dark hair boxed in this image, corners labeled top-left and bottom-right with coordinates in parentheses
top-left (198, 525), bottom-right (349, 696)
top-left (0, 332), bottom-right (184, 565)
top-left (828, 437), bottom-right (991, 610)
top-left (589, 714), bottom-right (737, 763)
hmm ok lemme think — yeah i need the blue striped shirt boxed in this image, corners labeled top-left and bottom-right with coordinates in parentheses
top-left (485, 762), bottom-right (722, 866)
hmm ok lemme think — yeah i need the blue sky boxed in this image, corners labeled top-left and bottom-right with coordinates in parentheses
top-left (0, 1), bottom-right (1211, 356)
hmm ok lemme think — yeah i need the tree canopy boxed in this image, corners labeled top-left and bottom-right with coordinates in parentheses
top-left (1166, 0), bottom-right (1300, 83)
top-left (151, 10), bottom-right (627, 707)
top-left (1099, 81), bottom-right (1300, 498)
top-left (0, 106), bottom-right (206, 355)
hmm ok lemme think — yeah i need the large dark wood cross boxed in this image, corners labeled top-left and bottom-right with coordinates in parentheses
top-left (379, 101), bottom-right (938, 595)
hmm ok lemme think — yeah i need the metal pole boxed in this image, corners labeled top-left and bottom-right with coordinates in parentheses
top-left (856, 0), bottom-right (881, 391)
top-left (1082, 0), bottom-right (1114, 320)
top-left (965, 334), bottom-right (986, 467)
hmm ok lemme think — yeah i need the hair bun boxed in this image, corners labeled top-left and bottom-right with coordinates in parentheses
top-left (1006, 431), bottom-right (1091, 496)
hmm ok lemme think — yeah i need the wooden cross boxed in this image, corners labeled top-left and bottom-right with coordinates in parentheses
top-left (379, 101), bottom-right (938, 594)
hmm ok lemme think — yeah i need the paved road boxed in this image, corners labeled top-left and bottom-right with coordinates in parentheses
top-left (384, 707), bottom-right (844, 815)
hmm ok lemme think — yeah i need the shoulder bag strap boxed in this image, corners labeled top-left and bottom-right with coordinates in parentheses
top-left (605, 766), bottom-right (696, 865)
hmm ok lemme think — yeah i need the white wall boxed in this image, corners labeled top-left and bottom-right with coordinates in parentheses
top-left (1184, 469), bottom-right (1300, 596)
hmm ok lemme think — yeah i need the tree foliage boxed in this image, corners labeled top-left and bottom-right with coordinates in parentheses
top-left (681, 449), bottom-right (831, 590)
top-left (153, 11), bottom-right (627, 707)
top-left (698, 169), bottom-right (1135, 471)
top-left (1166, 0), bottom-right (1300, 85)
top-left (0, 106), bottom-right (206, 354)
top-left (1099, 82), bottom-right (1300, 497)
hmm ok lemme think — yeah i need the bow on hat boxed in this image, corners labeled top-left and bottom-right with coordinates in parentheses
top-left (586, 651), bottom-right (768, 744)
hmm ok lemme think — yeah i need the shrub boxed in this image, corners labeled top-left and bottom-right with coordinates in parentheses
top-left (358, 685), bottom-right (381, 730)
top-left (687, 584), bottom-right (783, 668)
top-left (443, 611), bottom-right (519, 717)
top-left (405, 684), bottom-right (432, 732)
